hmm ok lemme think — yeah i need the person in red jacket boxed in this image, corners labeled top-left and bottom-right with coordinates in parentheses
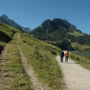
top-left (65, 50), bottom-right (69, 62)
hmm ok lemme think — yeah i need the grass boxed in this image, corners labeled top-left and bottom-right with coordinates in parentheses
top-left (0, 41), bottom-right (6, 46)
top-left (0, 22), bottom-right (20, 55)
top-left (0, 36), bottom-right (32, 90)
top-left (71, 42), bottom-right (90, 51)
top-left (0, 29), bottom-right (65, 90)
top-left (0, 23), bottom-right (66, 89)
top-left (70, 53), bottom-right (90, 70)
top-left (0, 21), bottom-right (90, 89)
top-left (0, 41), bottom-right (6, 54)
top-left (0, 22), bottom-right (20, 38)
top-left (68, 31), bottom-right (84, 37)
top-left (19, 33), bottom-right (65, 90)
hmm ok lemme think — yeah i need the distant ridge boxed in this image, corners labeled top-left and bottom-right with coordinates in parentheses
top-left (0, 15), bottom-right (31, 33)
top-left (31, 18), bottom-right (90, 51)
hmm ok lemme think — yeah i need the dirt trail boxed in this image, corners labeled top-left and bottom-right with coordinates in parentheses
top-left (17, 33), bottom-right (48, 90)
top-left (56, 56), bottom-right (90, 90)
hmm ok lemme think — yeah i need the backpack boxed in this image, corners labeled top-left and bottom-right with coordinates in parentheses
top-left (65, 51), bottom-right (69, 56)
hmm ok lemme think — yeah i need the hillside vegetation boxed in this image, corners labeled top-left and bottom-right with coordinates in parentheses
top-left (0, 38), bottom-right (32, 90)
top-left (31, 18), bottom-right (90, 51)
top-left (19, 33), bottom-right (65, 89)
top-left (0, 23), bottom-right (33, 89)
top-left (0, 22), bottom-right (65, 89)
top-left (1, 15), bottom-right (90, 89)
top-left (0, 22), bottom-right (20, 54)
top-left (70, 53), bottom-right (90, 70)
top-left (0, 22), bottom-right (20, 37)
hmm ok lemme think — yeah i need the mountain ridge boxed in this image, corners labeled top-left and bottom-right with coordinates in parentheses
top-left (31, 18), bottom-right (90, 51)
top-left (0, 15), bottom-right (31, 33)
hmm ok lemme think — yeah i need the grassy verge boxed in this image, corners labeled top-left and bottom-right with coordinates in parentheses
top-left (0, 37), bottom-right (32, 90)
top-left (0, 22), bottom-right (20, 37)
top-left (70, 53), bottom-right (90, 70)
top-left (0, 22), bottom-right (20, 55)
top-left (0, 41), bottom-right (6, 54)
top-left (20, 33), bottom-right (65, 90)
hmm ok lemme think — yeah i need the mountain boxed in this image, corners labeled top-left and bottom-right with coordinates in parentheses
top-left (22, 27), bottom-right (31, 33)
top-left (0, 15), bottom-right (31, 33)
top-left (31, 18), bottom-right (90, 51)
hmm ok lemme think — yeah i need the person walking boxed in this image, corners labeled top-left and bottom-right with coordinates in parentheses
top-left (65, 50), bottom-right (69, 63)
top-left (60, 50), bottom-right (64, 63)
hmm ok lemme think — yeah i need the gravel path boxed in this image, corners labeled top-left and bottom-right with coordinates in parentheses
top-left (56, 55), bottom-right (90, 90)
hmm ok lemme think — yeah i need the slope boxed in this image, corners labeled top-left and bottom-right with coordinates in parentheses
top-left (0, 35), bottom-right (32, 90)
top-left (0, 15), bottom-right (31, 32)
top-left (0, 22), bottom-right (20, 54)
top-left (31, 18), bottom-right (90, 51)
top-left (0, 24), bottom-right (66, 90)
top-left (18, 33), bottom-right (65, 89)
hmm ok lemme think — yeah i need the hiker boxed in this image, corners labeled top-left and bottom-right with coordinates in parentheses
top-left (60, 50), bottom-right (64, 63)
top-left (65, 50), bottom-right (69, 62)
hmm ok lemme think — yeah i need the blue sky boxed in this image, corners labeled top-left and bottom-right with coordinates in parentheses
top-left (0, 0), bottom-right (90, 33)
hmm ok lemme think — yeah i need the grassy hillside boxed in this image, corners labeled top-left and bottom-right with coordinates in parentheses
top-left (31, 18), bottom-right (90, 51)
top-left (0, 36), bottom-right (32, 90)
top-left (0, 22), bottom-right (20, 54)
top-left (0, 22), bottom-right (20, 37)
top-left (0, 29), bottom-right (65, 90)
top-left (18, 33), bottom-right (65, 89)
top-left (0, 23), bottom-right (32, 89)
top-left (70, 53), bottom-right (90, 70)
top-left (67, 30), bottom-right (84, 36)
top-left (71, 42), bottom-right (90, 51)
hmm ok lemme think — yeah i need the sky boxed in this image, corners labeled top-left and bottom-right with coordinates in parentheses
top-left (0, 0), bottom-right (90, 34)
